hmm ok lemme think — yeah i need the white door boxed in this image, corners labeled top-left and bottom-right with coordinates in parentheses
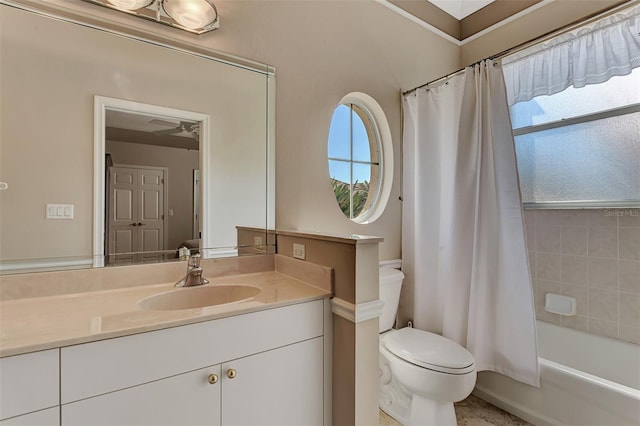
top-left (108, 167), bottom-right (137, 264)
top-left (221, 337), bottom-right (324, 426)
top-left (108, 166), bottom-right (165, 263)
top-left (138, 168), bottom-right (164, 261)
top-left (193, 169), bottom-right (200, 240)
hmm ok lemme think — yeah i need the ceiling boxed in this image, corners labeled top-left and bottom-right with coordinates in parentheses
top-left (105, 109), bottom-right (199, 150)
top-left (428, 0), bottom-right (495, 20)
top-left (389, 0), bottom-right (547, 42)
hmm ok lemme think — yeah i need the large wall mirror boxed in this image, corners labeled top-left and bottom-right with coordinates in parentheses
top-left (0, 3), bottom-right (275, 273)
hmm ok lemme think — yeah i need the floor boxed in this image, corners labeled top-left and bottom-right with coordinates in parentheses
top-left (379, 394), bottom-right (532, 426)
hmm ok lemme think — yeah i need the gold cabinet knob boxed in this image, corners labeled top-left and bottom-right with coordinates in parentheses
top-left (226, 368), bottom-right (237, 379)
top-left (207, 373), bottom-right (218, 384)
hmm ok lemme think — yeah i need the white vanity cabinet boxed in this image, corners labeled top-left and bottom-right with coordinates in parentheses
top-left (221, 337), bottom-right (323, 425)
top-left (0, 349), bottom-right (59, 426)
top-left (60, 300), bottom-right (325, 425)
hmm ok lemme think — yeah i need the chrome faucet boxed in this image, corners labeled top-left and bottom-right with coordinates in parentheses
top-left (175, 253), bottom-right (210, 287)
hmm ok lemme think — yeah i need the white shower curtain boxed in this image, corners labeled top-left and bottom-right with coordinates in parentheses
top-left (402, 60), bottom-right (539, 386)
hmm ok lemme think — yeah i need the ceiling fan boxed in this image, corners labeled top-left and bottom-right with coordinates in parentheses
top-left (150, 119), bottom-right (200, 138)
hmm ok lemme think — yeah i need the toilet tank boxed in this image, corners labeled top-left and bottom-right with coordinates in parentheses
top-left (379, 268), bottom-right (404, 332)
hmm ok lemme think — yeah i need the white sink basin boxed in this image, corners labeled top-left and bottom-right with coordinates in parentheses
top-left (138, 285), bottom-right (261, 311)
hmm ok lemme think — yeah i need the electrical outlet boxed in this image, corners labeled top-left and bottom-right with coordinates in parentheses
top-left (292, 243), bottom-right (306, 260)
top-left (254, 236), bottom-right (263, 246)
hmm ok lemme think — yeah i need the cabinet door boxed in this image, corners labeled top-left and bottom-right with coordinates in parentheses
top-left (0, 407), bottom-right (59, 426)
top-left (222, 337), bottom-right (323, 426)
top-left (62, 365), bottom-right (220, 426)
top-left (0, 350), bottom-right (59, 421)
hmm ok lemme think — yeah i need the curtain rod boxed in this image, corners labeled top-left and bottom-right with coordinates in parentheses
top-left (402, 0), bottom-right (638, 97)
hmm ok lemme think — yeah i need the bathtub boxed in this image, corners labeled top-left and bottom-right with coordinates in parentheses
top-left (474, 321), bottom-right (640, 426)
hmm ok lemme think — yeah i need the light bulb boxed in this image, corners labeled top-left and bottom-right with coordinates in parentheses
top-left (106, 0), bottom-right (153, 11)
top-left (162, 0), bottom-right (217, 30)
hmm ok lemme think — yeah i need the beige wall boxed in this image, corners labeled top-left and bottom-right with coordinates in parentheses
top-left (204, 0), bottom-right (460, 261)
top-left (278, 234), bottom-right (356, 303)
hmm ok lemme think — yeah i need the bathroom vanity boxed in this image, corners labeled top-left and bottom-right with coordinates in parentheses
top-left (0, 266), bottom-right (331, 426)
top-left (61, 300), bottom-right (323, 426)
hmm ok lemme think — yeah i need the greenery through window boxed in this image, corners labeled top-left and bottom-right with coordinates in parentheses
top-left (328, 103), bottom-right (381, 220)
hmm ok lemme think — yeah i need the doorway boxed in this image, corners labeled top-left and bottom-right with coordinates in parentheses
top-left (106, 165), bottom-right (168, 265)
top-left (94, 96), bottom-right (210, 267)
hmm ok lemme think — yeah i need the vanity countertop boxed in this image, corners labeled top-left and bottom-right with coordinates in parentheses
top-left (0, 271), bottom-right (330, 357)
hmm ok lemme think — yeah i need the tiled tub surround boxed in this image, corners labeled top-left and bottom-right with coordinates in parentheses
top-left (0, 254), bottom-right (332, 356)
top-left (525, 208), bottom-right (640, 344)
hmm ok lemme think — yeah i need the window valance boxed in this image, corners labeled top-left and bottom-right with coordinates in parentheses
top-left (502, 5), bottom-right (640, 105)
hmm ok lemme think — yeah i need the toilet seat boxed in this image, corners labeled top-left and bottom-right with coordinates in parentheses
top-left (384, 328), bottom-right (475, 375)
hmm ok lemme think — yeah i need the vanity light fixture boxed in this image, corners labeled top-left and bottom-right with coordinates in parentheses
top-left (105, 0), bottom-right (154, 10)
top-left (84, 0), bottom-right (220, 34)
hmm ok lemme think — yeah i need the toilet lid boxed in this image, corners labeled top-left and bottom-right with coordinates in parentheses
top-left (384, 328), bottom-right (475, 375)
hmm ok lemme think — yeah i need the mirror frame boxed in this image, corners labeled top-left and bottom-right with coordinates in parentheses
top-left (94, 96), bottom-right (211, 267)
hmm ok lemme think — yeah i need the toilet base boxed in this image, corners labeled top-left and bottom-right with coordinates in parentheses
top-left (407, 394), bottom-right (456, 426)
top-left (380, 379), bottom-right (410, 424)
top-left (380, 365), bottom-right (458, 426)
top-left (380, 391), bottom-right (457, 426)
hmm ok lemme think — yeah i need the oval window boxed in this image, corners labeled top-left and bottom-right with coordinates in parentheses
top-left (327, 93), bottom-right (392, 223)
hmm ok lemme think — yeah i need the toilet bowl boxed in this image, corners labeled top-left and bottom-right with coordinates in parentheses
top-left (379, 267), bottom-right (477, 426)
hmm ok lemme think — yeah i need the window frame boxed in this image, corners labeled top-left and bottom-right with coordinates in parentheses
top-left (512, 101), bottom-right (640, 210)
top-left (327, 92), bottom-right (393, 223)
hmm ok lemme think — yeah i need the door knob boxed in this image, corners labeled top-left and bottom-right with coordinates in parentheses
top-left (131, 223), bottom-right (138, 226)
top-left (226, 369), bottom-right (237, 379)
top-left (207, 373), bottom-right (218, 384)
top-left (137, 222), bottom-right (145, 226)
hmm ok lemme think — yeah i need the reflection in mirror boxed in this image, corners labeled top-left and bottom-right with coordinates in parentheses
top-left (0, 3), bottom-right (275, 274)
top-left (100, 101), bottom-right (206, 266)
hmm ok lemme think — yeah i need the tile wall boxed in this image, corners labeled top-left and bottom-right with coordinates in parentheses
top-left (525, 208), bottom-right (640, 344)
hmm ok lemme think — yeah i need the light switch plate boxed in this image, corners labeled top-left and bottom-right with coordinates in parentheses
top-left (254, 236), bottom-right (263, 246)
top-left (292, 243), bottom-right (306, 260)
top-left (46, 204), bottom-right (74, 219)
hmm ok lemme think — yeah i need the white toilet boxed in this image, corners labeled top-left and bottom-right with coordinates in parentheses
top-left (379, 267), bottom-right (477, 426)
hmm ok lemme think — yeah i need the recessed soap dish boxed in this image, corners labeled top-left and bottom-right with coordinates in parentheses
top-left (544, 293), bottom-right (576, 316)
